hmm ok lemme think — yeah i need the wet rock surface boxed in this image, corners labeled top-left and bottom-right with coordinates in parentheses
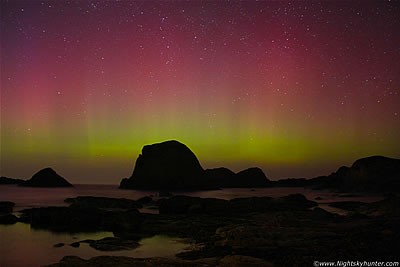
top-left (45, 255), bottom-right (273, 267)
top-left (0, 201), bottom-right (17, 225)
top-left (81, 237), bottom-right (140, 251)
top-left (64, 196), bottom-right (142, 209)
top-left (17, 193), bottom-right (400, 266)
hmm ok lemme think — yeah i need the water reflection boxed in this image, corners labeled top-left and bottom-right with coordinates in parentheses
top-left (0, 223), bottom-right (188, 267)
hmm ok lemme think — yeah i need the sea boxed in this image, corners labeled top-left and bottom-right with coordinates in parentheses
top-left (0, 184), bottom-right (383, 267)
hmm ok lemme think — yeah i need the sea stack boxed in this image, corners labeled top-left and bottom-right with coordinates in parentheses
top-left (120, 140), bottom-right (207, 190)
top-left (20, 168), bottom-right (73, 187)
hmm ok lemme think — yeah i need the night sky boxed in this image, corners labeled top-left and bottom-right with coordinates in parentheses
top-left (1, 1), bottom-right (400, 184)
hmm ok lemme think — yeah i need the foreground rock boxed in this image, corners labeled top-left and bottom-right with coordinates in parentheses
top-left (19, 168), bottom-right (72, 187)
top-left (20, 193), bottom-right (400, 266)
top-left (0, 201), bottom-right (15, 214)
top-left (120, 140), bottom-right (207, 190)
top-left (158, 194), bottom-right (317, 215)
top-left (19, 206), bottom-right (142, 232)
top-left (65, 196), bottom-right (142, 209)
top-left (81, 237), bottom-right (140, 251)
top-left (45, 255), bottom-right (273, 267)
top-left (0, 214), bottom-right (18, 224)
top-left (0, 176), bottom-right (24, 185)
top-left (329, 196), bottom-right (400, 217)
top-left (0, 201), bottom-right (17, 224)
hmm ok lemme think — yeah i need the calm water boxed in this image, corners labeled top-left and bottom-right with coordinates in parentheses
top-left (0, 184), bottom-right (382, 267)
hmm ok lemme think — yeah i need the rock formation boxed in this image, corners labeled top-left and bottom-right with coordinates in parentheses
top-left (120, 140), bottom-right (206, 190)
top-left (203, 167), bottom-right (236, 187)
top-left (0, 176), bottom-right (24, 185)
top-left (20, 168), bottom-right (72, 187)
top-left (309, 156), bottom-right (400, 192)
top-left (120, 140), bottom-right (271, 190)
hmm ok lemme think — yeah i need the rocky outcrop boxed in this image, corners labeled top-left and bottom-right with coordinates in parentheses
top-left (204, 167), bottom-right (271, 188)
top-left (0, 177), bottom-right (24, 185)
top-left (120, 140), bottom-right (207, 190)
top-left (19, 168), bottom-right (72, 187)
top-left (64, 196), bottom-right (141, 209)
top-left (19, 206), bottom-right (142, 232)
top-left (159, 194), bottom-right (317, 215)
top-left (233, 167), bottom-right (271, 187)
top-left (0, 201), bottom-right (15, 214)
top-left (80, 237), bottom-right (140, 251)
top-left (203, 167), bottom-right (236, 187)
top-left (0, 201), bottom-right (17, 225)
top-left (120, 140), bottom-right (271, 190)
top-left (45, 255), bottom-right (273, 267)
top-left (308, 156), bottom-right (400, 192)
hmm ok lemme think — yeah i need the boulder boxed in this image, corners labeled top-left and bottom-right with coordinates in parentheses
top-left (136, 196), bottom-right (153, 205)
top-left (0, 201), bottom-right (15, 214)
top-left (120, 140), bottom-right (207, 190)
top-left (20, 168), bottom-right (72, 187)
top-left (0, 214), bottom-right (18, 224)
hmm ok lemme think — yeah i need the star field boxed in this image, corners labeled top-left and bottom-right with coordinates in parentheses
top-left (1, 1), bottom-right (400, 183)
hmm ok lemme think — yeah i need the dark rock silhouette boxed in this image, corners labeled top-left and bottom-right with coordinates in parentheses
top-left (120, 140), bottom-right (207, 190)
top-left (64, 196), bottom-right (141, 209)
top-left (70, 242), bottom-right (80, 248)
top-left (19, 206), bottom-right (142, 232)
top-left (0, 201), bottom-right (17, 225)
top-left (309, 156), bottom-right (400, 192)
top-left (204, 167), bottom-right (271, 188)
top-left (266, 156), bottom-right (400, 193)
top-left (20, 168), bottom-right (72, 187)
top-left (81, 237), bottom-right (140, 251)
top-left (136, 196), bottom-right (153, 205)
top-left (234, 167), bottom-right (271, 187)
top-left (203, 167), bottom-right (236, 187)
top-left (0, 201), bottom-right (15, 214)
top-left (120, 140), bottom-right (271, 190)
top-left (271, 178), bottom-right (308, 187)
top-left (0, 214), bottom-right (18, 224)
top-left (0, 176), bottom-right (25, 185)
top-left (159, 194), bottom-right (316, 215)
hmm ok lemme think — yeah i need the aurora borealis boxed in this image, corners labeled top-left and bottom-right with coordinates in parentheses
top-left (1, 1), bottom-right (400, 184)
